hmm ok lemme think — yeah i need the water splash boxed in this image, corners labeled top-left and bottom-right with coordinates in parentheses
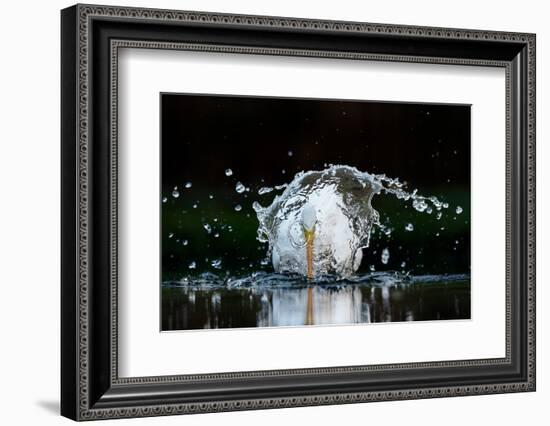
top-left (253, 165), bottom-right (449, 278)
top-left (235, 182), bottom-right (247, 193)
top-left (164, 270), bottom-right (470, 289)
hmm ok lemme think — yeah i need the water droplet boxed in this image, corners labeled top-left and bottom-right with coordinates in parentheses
top-left (209, 194), bottom-right (214, 199)
top-left (412, 199), bottom-right (428, 212)
top-left (369, 265), bottom-right (376, 272)
top-left (182, 240), bottom-right (188, 246)
top-left (225, 168), bottom-right (233, 176)
top-left (235, 182), bottom-right (246, 193)
top-left (162, 197), bottom-right (167, 203)
top-left (185, 182), bottom-right (192, 189)
top-left (172, 187), bottom-right (179, 198)
top-left (405, 223), bottom-right (414, 231)
top-left (436, 211), bottom-right (443, 220)
top-left (287, 150), bottom-right (293, 157)
top-left (214, 233), bottom-right (219, 238)
top-left (381, 248), bottom-right (390, 264)
top-left (234, 204), bottom-right (242, 212)
top-left (456, 206), bottom-right (463, 214)
top-left (192, 204), bottom-right (198, 209)
top-left (211, 259), bottom-right (222, 269)
top-left (188, 261), bottom-right (196, 269)
top-left (168, 233), bottom-right (173, 239)
top-left (258, 187), bottom-right (273, 195)
top-left (203, 223), bottom-right (212, 234)
top-left (401, 261), bottom-right (406, 268)
top-left (260, 258), bottom-right (269, 266)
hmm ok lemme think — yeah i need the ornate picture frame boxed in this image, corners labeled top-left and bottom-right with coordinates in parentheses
top-left (61, 4), bottom-right (535, 421)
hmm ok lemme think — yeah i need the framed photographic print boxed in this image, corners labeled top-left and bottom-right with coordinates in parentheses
top-left (61, 4), bottom-right (536, 421)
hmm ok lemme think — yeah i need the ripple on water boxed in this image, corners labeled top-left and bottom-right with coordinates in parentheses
top-left (162, 271), bottom-right (471, 290)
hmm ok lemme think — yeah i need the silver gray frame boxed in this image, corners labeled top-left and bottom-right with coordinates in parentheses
top-left (61, 4), bottom-right (536, 420)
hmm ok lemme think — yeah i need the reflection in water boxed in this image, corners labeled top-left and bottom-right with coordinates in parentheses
top-left (258, 286), bottom-right (364, 327)
top-left (161, 274), bottom-right (470, 331)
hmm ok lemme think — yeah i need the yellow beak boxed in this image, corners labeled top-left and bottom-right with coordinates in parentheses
top-left (304, 228), bottom-right (315, 279)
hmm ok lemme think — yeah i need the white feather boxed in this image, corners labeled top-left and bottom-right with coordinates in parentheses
top-left (301, 204), bottom-right (317, 231)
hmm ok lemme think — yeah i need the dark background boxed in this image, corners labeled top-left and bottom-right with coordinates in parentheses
top-left (161, 94), bottom-right (470, 280)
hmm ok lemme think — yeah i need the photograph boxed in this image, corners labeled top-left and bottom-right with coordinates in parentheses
top-left (160, 93), bottom-right (471, 331)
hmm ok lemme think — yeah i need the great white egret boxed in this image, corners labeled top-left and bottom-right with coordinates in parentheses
top-left (254, 165), bottom-right (381, 279)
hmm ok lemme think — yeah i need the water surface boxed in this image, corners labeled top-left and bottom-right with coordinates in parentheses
top-left (162, 272), bottom-right (470, 331)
